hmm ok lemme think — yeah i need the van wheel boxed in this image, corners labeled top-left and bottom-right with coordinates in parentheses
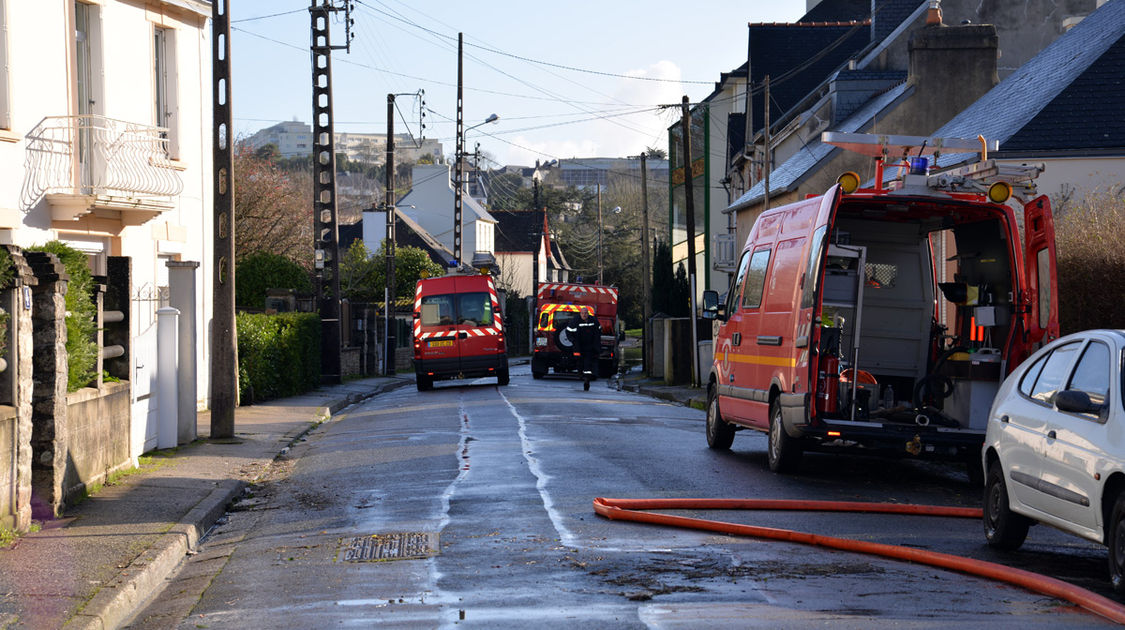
top-left (983, 463), bottom-right (1030, 550)
top-left (417, 374), bottom-right (433, 392)
top-left (767, 402), bottom-right (802, 473)
top-left (531, 356), bottom-right (546, 379)
top-left (497, 367), bottom-right (510, 386)
top-left (706, 385), bottom-right (734, 450)
top-left (1109, 493), bottom-right (1125, 594)
top-left (598, 359), bottom-right (616, 378)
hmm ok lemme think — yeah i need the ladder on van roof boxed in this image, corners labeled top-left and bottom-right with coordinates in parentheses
top-left (823, 131), bottom-right (1043, 200)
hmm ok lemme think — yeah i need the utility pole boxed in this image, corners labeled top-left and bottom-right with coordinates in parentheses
top-left (384, 93), bottom-right (396, 376)
top-left (531, 178), bottom-right (541, 348)
top-left (639, 152), bottom-right (652, 377)
top-left (680, 95), bottom-right (700, 388)
top-left (596, 182), bottom-right (603, 285)
top-left (453, 32), bottom-right (465, 267)
top-left (764, 75), bottom-right (771, 212)
top-left (310, 0), bottom-right (353, 384)
top-left (210, 0), bottom-right (235, 437)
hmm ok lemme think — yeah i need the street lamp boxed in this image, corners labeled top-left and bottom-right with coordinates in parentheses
top-left (454, 113), bottom-right (499, 266)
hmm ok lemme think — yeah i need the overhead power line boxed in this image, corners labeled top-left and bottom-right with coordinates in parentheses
top-left (355, 0), bottom-right (713, 85)
top-left (231, 9), bottom-right (306, 23)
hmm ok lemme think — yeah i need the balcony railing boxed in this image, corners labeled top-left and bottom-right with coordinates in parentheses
top-left (21, 115), bottom-right (183, 212)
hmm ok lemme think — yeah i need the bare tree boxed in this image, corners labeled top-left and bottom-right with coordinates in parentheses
top-left (233, 145), bottom-right (314, 267)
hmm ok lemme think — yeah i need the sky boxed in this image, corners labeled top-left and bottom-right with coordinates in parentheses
top-left (230, 1), bottom-right (809, 168)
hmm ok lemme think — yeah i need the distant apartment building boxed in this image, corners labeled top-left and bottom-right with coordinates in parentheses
top-left (555, 157), bottom-right (668, 190)
top-left (243, 121), bottom-right (444, 164)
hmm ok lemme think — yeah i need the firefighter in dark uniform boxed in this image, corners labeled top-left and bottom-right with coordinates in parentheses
top-left (567, 307), bottom-right (600, 390)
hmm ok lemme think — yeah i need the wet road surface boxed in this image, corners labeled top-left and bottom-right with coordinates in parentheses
top-left (128, 364), bottom-right (1120, 628)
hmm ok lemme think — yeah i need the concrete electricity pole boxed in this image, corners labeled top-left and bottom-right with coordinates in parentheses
top-left (210, 0), bottom-right (235, 437)
top-left (639, 152), bottom-right (652, 376)
top-left (384, 93), bottom-right (396, 376)
top-left (596, 182), bottom-right (603, 285)
top-left (453, 32), bottom-right (465, 267)
top-left (309, 0), bottom-right (354, 384)
top-left (680, 95), bottom-right (700, 388)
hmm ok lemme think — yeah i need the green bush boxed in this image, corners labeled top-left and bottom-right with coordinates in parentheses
top-left (237, 312), bottom-right (321, 404)
top-left (235, 252), bottom-right (312, 311)
top-left (28, 242), bottom-right (98, 391)
top-left (0, 248), bottom-right (12, 358)
top-left (1055, 190), bottom-right (1125, 334)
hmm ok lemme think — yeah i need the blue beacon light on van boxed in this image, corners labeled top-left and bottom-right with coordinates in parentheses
top-left (908, 156), bottom-right (929, 176)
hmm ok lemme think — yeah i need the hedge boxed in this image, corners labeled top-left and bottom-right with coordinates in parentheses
top-left (236, 251), bottom-right (312, 311)
top-left (1055, 190), bottom-right (1125, 334)
top-left (28, 241), bottom-right (98, 392)
top-left (237, 312), bottom-right (321, 404)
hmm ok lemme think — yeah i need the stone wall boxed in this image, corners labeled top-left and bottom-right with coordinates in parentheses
top-left (341, 347), bottom-right (361, 378)
top-left (0, 407), bottom-right (19, 531)
top-left (0, 249), bottom-right (39, 531)
top-left (26, 251), bottom-right (69, 518)
top-left (62, 382), bottom-right (131, 504)
top-left (23, 250), bottom-right (135, 517)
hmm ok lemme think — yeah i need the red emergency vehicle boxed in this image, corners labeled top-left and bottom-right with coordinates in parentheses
top-left (412, 273), bottom-right (508, 391)
top-left (531, 282), bottom-right (620, 379)
top-left (702, 132), bottom-right (1058, 480)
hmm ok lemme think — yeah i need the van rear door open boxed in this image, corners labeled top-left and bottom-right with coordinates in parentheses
top-left (1023, 195), bottom-right (1059, 354)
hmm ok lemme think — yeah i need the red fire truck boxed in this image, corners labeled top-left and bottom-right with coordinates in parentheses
top-left (702, 132), bottom-right (1057, 481)
top-left (412, 273), bottom-right (508, 391)
top-left (531, 282), bottom-right (620, 379)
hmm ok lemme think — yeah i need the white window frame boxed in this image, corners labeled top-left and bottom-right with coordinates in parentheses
top-left (0, 0), bottom-right (10, 132)
top-left (153, 24), bottom-right (179, 158)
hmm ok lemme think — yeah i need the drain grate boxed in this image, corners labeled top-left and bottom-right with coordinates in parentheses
top-left (340, 532), bottom-right (440, 562)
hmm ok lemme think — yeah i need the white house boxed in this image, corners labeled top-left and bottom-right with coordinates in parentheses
top-left (1, 0), bottom-right (212, 457)
top-left (397, 164), bottom-right (496, 269)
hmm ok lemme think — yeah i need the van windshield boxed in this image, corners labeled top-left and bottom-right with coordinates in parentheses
top-left (420, 292), bottom-right (493, 327)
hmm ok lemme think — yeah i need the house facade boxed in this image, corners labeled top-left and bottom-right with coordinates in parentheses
top-left (728, 0), bottom-right (1103, 247)
top-left (492, 209), bottom-right (570, 299)
top-left (397, 164), bottom-right (497, 270)
top-left (0, 0), bottom-right (213, 520)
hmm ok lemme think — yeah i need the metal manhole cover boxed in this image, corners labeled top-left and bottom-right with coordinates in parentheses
top-left (339, 532), bottom-right (440, 562)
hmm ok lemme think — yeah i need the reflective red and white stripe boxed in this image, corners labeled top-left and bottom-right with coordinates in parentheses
top-left (537, 283), bottom-right (618, 299)
top-left (413, 282), bottom-right (424, 341)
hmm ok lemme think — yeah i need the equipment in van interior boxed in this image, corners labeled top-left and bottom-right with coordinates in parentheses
top-left (703, 132), bottom-right (1058, 479)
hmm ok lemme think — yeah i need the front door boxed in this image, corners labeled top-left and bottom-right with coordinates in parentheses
top-left (130, 321), bottom-right (159, 459)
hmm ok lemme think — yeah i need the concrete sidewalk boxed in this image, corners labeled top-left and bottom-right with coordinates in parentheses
top-left (0, 375), bottom-right (412, 630)
top-left (616, 370), bottom-right (707, 410)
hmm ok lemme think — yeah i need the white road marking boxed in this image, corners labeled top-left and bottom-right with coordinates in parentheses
top-left (497, 388), bottom-right (577, 547)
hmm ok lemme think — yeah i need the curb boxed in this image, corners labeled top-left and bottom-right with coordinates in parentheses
top-left (64, 380), bottom-right (402, 629)
top-left (619, 381), bottom-right (707, 409)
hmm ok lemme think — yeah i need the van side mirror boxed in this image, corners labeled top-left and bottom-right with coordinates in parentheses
top-left (702, 290), bottom-right (724, 321)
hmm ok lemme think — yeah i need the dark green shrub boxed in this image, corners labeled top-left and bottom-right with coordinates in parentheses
top-left (0, 248), bottom-right (12, 358)
top-left (28, 242), bottom-right (97, 391)
top-left (235, 252), bottom-right (312, 311)
top-left (237, 312), bottom-right (321, 404)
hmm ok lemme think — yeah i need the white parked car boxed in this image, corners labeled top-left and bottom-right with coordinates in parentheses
top-left (982, 330), bottom-right (1125, 592)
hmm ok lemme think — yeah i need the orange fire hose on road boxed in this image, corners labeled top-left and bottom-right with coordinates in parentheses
top-left (593, 497), bottom-right (1125, 625)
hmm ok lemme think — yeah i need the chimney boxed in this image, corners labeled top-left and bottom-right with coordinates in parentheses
top-left (906, 22), bottom-right (999, 131)
top-left (925, 0), bottom-right (943, 26)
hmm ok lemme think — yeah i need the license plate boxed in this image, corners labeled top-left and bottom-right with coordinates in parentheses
top-left (428, 340), bottom-right (454, 348)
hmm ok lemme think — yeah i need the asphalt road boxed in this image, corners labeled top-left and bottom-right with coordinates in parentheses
top-left (128, 364), bottom-right (1119, 628)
